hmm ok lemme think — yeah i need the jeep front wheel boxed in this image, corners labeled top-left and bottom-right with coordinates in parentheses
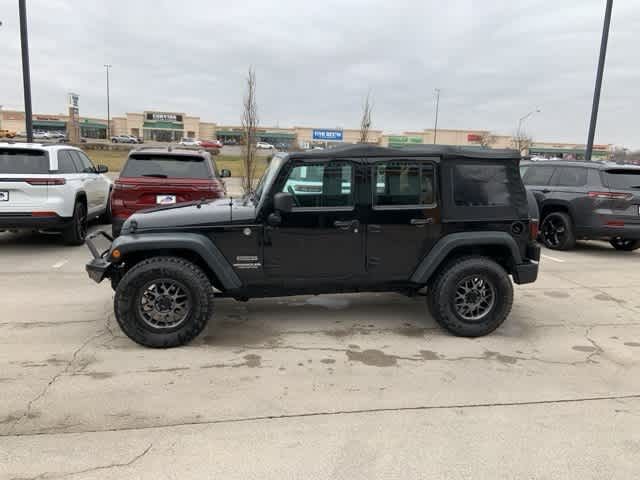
top-left (114, 256), bottom-right (214, 348)
top-left (429, 257), bottom-right (513, 337)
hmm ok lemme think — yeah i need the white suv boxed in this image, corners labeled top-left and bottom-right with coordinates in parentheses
top-left (0, 143), bottom-right (112, 245)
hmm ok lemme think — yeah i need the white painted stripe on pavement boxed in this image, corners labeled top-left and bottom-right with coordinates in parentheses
top-left (52, 259), bottom-right (69, 269)
top-left (542, 254), bottom-right (565, 263)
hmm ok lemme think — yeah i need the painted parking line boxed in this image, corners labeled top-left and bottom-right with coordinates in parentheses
top-left (541, 254), bottom-right (566, 263)
top-left (52, 259), bottom-right (69, 269)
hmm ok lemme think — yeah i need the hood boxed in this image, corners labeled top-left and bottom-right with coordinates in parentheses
top-left (121, 197), bottom-right (256, 234)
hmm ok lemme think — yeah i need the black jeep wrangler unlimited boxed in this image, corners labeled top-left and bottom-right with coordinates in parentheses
top-left (86, 145), bottom-right (540, 348)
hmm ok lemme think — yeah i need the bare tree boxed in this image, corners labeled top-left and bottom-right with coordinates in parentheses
top-left (480, 131), bottom-right (497, 148)
top-left (359, 91), bottom-right (373, 144)
top-left (511, 129), bottom-right (533, 155)
top-left (241, 67), bottom-right (258, 194)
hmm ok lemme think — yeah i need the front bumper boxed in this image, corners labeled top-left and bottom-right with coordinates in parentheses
top-left (85, 230), bottom-right (115, 284)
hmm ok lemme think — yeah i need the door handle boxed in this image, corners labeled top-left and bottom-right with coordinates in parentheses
top-left (410, 218), bottom-right (433, 226)
top-left (334, 220), bottom-right (359, 230)
top-left (368, 224), bottom-right (382, 233)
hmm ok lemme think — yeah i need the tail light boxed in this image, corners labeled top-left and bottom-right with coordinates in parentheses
top-left (588, 191), bottom-right (633, 201)
top-left (114, 181), bottom-right (136, 191)
top-left (529, 219), bottom-right (539, 241)
top-left (31, 211), bottom-right (57, 217)
top-left (195, 182), bottom-right (222, 194)
top-left (25, 178), bottom-right (66, 186)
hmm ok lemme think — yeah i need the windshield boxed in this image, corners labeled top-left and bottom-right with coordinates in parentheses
top-left (254, 156), bottom-right (285, 201)
top-left (0, 149), bottom-right (49, 174)
top-left (121, 154), bottom-right (212, 179)
top-left (603, 169), bottom-right (640, 189)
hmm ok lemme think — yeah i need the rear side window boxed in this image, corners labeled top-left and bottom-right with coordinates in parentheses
top-left (121, 154), bottom-right (212, 179)
top-left (280, 161), bottom-right (353, 208)
top-left (552, 167), bottom-right (587, 187)
top-left (57, 151), bottom-right (79, 174)
top-left (602, 169), bottom-right (640, 190)
top-left (0, 149), bottom-right (49, 174)
top-left (373, 160), bottom-right (435, 207)
top-left (454, 164), bottom-right (512, 206)
top-left (522, 166), bottom-right (556, 185)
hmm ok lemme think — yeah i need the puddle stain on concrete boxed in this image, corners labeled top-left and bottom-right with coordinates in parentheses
top-left (346, 349), bottom-right (398, 367)
top-left (624, 342), bottom-right (640, 347)
top-left (572, 345), bottom-right (598, 353)
top-left (483, 351), bottom-right (519, 365)
top-left (320, 358), bottom-right (336, 364)
top-left (418, 350), bottom-right (442, 360)
top-left (593, 293), bottom-right (626, 304)
top-left (543, 291), bottom-right (570, 298)
top-left (200, 354), bottom-right (262, 369)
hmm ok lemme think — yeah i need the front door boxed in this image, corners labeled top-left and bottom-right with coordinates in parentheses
top-left (365, 158), bottom-right (441, 281)
top-left (263, 159), bottom-right (364, 284)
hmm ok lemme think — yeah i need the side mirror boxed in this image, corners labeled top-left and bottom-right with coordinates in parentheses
top-left (273, 192), bottom-right (294, 213)
top-left (220, 169), bottom-right (231, 178)
top-left (96, 164), bottom-right (108, 174)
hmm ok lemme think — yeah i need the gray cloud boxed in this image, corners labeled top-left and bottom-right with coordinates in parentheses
top-left (1, 0), bottom-right (638, 147)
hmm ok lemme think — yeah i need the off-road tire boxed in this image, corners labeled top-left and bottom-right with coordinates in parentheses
top-left (430, 256), bottom-right (513, 337)
top-left (62, 200), bottom-right (87, 246)
top-left (610, 237), bottom-right (640, 251)
top-left (114, 256), bottom-right (214, 348)
top-left (540, 211), bottom-right (576, 250)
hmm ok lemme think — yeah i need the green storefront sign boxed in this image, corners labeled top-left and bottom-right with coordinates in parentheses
top-left (388, 136), bottom-right (424, 147)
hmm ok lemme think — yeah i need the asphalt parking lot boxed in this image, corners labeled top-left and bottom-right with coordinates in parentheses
top-left (1, 230), bottom-right (639, 479)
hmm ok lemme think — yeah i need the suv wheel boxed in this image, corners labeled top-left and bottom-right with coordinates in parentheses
top-left (99, 190), bottom-right (112, 224)
top-left (610, 237), bottom-right (640, 251)
top-left (114, 256), bottom-right (214, 348)
top-left (540, 212), bottom-right (576, 250)
top-left (429, 257), bottom-right (513, 337)
top-left (62, 200), bottom-right (88, 245)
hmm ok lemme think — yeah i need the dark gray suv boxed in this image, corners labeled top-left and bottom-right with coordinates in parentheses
top-left (522, 160), bottom-right (640, 251)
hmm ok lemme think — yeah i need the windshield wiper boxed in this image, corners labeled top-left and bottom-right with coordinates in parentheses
top-left (141, 174), bottom-right (168, 178)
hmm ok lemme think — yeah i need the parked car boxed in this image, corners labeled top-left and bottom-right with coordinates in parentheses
top-left (0, 142), bottom-right (112, 245)
top-left (86, 144), bottom-right (540, 348)
top-left (199, 139), bottom-right (223, 149)
top-left (224, 139), bottom-right (238, 146)
top-left (256, 141), bottom-right (274, 149)
top-left (111, 135), bottom-right (135, 144)
top-left (127, 135), bottom-right (143, 144)
top-left (109, 147), bottom-right (230, 237)
top-left (0, 129), bottom-right (17, 139)
top-left (522, 160), bottom-right (640, 251)
top-left (178, 138), bottom-right (201, 147)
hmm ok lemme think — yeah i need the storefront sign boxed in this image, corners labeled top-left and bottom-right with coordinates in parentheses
top-left (388, 135), bottom-right (423, 146)
top-left (147, 112), bottom-right (183, 123)
top-left (67, 92), bottom-right (79, 110)
top-left (312, 129), bottom-right (343, 141)
top-left (467, 134), bottom-right (482, 142)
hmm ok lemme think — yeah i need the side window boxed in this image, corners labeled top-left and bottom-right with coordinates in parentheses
top-left (522, 166), bottom-right (556, 185)
top-left (373, 160), bottom-right (435, 207)
top-left (552, 167), bottom-right (587, 187)
top-left (454, 164), bottom-right (512, 206)
top-left (72, 151), bottom-right (95, 173)
top-left (57, 151), bottom-right (79, 174)
top-left (280, 161), bottom-right (353, 208)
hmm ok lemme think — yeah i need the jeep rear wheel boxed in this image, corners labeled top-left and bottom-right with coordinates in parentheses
top-left (114, 256), bottom-right (214, 348)
top-left (429, 257), bottom-right (513, 337)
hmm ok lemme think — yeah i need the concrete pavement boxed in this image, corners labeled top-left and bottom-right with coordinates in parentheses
top-left (1, 230), bottom-right (639, 479)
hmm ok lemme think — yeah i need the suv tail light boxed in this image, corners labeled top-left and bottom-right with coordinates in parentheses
top-left (25, 178), bottom-right (66, 186)
top-left (114, 181), bottom-right (136, 191)
top-left (588, 191), bottom-right (633, 201)
top-left (529, 219), bottom-right (539, 241)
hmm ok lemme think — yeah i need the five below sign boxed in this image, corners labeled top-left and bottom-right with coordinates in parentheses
top-left (312, 129), bottom-right (343, 141)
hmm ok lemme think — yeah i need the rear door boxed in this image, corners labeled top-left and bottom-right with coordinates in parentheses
top-left (601, 168), bottom-right (640, 228)
top-left (365, 158), bottom-right (441, 281)
top-left (117, 153), bottom-right (217, 210)
top-left (71, 150), bottom-right (106, 214)
top-left (0, 148), bottom-right (50, 213)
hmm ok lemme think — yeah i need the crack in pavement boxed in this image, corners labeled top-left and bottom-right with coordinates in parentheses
top-left (3, 394), bottom-right (639, 439)
top-left (8, 444), bottom-right (153, 480)
top-left (8, 329), bottom-right (108, 435)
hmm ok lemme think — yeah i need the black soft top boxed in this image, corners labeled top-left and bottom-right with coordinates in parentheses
top-left (287, 144), bottom-right (520, 161)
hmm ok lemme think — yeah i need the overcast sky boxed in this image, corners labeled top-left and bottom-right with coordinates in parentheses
top-left (1, 0), bottom-right (638, 147)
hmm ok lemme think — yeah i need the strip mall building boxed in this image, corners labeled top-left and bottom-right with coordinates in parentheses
top-left (0, 108), bottom-right (613, 160)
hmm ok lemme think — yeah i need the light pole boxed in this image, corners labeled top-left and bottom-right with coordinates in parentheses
top-left (433, 88), bottom-right (440, 144)
top-left (104, 64), bottom-right (112, 139)
top-left (18, 0), bottom-right (33, 142)
top-left (516, 108), bottom-right (540, 154)
top-left (586, 0), bottom-right (613, 161)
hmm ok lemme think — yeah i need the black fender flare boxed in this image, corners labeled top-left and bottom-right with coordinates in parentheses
top-left (410, 231), bottom-right (523, 284)
top-left (111, 232), bottom-right (242, 290)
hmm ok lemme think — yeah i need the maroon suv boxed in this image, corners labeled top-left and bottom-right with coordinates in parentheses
top-left (111, 147), bottom-right (230, 236)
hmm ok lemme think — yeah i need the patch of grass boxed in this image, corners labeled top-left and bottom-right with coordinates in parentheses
top-left (83, 149), bottom-right (268, 177)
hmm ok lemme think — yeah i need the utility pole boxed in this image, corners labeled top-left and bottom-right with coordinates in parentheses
top-left (18, 0), bottom-right (33, 142)
top-left (104, 64), bottom-right (112, 139)
top-left (433, 88), bottom-right (440, 144)
top-left (517, 108), bottom-right (541, 138)
top-left (586, 0), bottom-right (613, 161)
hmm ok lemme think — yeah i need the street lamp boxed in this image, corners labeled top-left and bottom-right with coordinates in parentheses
top-left (18, 0), bottom-right (33, 142)
top-left (517, 108), bottom-right (541, 138)
top-left (104, 64), bottom-right (112, 139)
